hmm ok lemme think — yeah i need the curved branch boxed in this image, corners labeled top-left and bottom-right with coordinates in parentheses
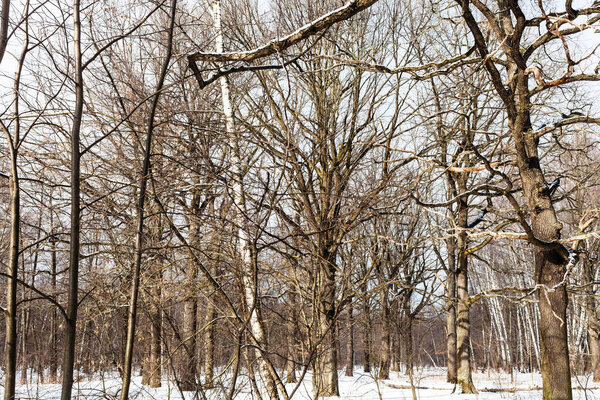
top-left (189, 0), bottom-right (381, 63)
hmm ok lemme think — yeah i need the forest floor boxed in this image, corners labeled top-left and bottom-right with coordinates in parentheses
top-left (2, 367), bottom-right (600, 399)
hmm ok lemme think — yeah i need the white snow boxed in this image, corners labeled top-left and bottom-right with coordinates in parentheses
top-left (2, 367), bottom-right (600, 399)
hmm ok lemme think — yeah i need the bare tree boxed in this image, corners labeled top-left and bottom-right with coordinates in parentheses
top-left (455, 0), bottom-right (600, 397)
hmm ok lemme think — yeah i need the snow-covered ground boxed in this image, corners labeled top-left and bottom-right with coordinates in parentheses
top-left (3, 368), bottom-right (600, 399)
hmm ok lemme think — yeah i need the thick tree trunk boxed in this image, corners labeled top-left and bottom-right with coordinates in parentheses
top-left (536, 249), bottom-right (572, 399)
top-left (312, 254), bottom-right (339, 397)
top-left (345, 299), bottom-right (354, 377)
top-left (141, 354), bottom-right (150, 386)
top-left (458, 3), bottom-right (575, 393)
top-left (511, 72), bottom-right (572, 400)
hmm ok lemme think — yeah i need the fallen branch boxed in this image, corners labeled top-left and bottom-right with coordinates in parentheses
top-left (384, 381), bottom-right (545, 393)
top-left (189, 0), bottom-right (381, 63)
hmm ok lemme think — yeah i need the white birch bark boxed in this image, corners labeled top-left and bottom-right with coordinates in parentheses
top-left (211, 2), bottom-right (284, 398)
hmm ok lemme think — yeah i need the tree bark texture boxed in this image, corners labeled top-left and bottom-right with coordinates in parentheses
top-left (61, 0), bottom-right (83, 396)
top-left (212, 2), bottom-right (282, 398)
top-left (378, 287), bottom-right (391, 380)
top-left (345, 299), bottom-right (354, 377)
top-left (312, 252), bottom-right (339, 397)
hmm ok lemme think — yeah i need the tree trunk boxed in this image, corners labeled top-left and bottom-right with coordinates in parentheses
top-left (49, 234), bottom-right (59, 384)
top-left (285, 289), bottom-right (298, 383)
top-left (458, 3), bottom-right (575, 395)
top-left (512, 72), bottom-right (572, 400)
top-left (2, 16), bottom-right (30, 399)
top-left (0, 0), bottom-right (9, 63)
top-left (378, 287), bottom-right (391, 380)
top-left (4, 149), bottom-right (19, 400)
top-left (312, 254), bottom-right (339, 397)
top-left (118, 2), bottom-right (175, 397)
top-left (20, 276), bottom-right (31, 385)
top-left (391, 329), bottom-right (401, 373)
top-left (445, 241), bottom-right (457, 384)
top-left (204, 277), bottom-right (217, 387)
top-left (180, 280), bottom-right (198, 391)
top-left (404, 315), bottom-right (418, 400)
top-left (212, 2), bottom-right (282, 398)
top-left (363, 296), bottom-right (372, 373)
top-left (345, 299), bottom-right (354, 377)
top-left (404, 316), bottom-right (414, 375)
top-left (456, 196), bottom-right (476, 393)
top-left (590, 324), bottom-right (600, 382)
top-left (584, 258), bottom-right (600, 381)
top-left (149, 283), bottom-right (162, 388)
top-left (61, 1), bottom-right (83, 397)
top-left (535, 247), bottom-right (571, 399)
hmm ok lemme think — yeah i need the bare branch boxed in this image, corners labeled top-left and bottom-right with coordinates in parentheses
top-left (189, 0), bottom-right (381, 63)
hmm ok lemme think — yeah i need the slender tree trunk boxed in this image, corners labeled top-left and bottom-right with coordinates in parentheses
top-left (285, 289), bottom-right (298, 383)
top-left (392, 328), bottom-right (401, 372)
top-left (404, 316), bottom-right (414, 376)
top-left (584, 258), bottom-right (600, 381)
top-left (60, 1), bottom-right (83, 397)
top-left (345, 298), bottom-right (354, 377)
top-left (285, 335), bottom-right (297, 383)
top-left (180, 268), bottom-right (198, 391)
top-left (149, 281), bottom-right (162, 388)
top-left (2, 15), bottom-right (29, 398)
top-left (212, 2), bottom-right (282, 398)
top-left (118, 2), bottom-right (175, 398)
top-left (590, 322), bottom-right (600, 381)
top-left (445, 241), bottom-right (457, 383)
top-left (4, 149), bottom-right (19, 400)
top-left (204, 294), bottom-right (216, 387)
top-left (0, 0), bottom-right (9, 63)
top-left (363, 294), bottom-right (372, 373)
top-left (404, 315), bottom-right (417, 400)
top-left (20, 249), bottom-right (35, 386)
top-left (378, 287), bottom-right (391, 380)
top-left (456, 195), bottom-right (476, 393)
top-left (48, 232), bottom-right (59, 383)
